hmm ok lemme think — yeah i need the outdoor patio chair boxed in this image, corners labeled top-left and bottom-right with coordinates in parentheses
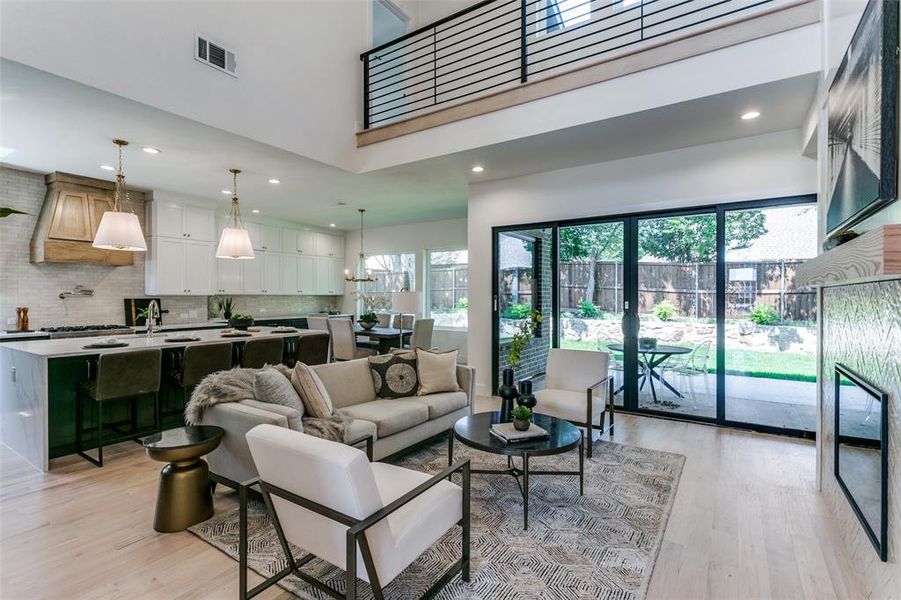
top-left (597, 337), bottom-right (624, 392)
top-left (661, 340), bottom-right (712, 407)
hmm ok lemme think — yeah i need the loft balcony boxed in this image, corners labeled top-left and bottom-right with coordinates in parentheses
top-left (357, 0), bottom-right (819, 146)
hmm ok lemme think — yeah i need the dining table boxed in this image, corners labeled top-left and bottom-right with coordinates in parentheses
top-left (353, 326), bottom-right (413, 354)
top-left (607, 343), bottom-right (692, 403)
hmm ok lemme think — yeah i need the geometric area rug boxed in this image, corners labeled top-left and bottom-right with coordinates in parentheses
top-left (189, 438), bottom-right (685, 600)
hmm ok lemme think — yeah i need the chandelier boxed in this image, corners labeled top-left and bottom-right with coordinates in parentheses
top-left (345, 208), bottom-right (377, 283)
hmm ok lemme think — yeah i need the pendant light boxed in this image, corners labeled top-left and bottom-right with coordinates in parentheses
top-left (216, 168), bottom-right (255, 259)
top-left (92, 139), bottom-right (147, 251)
top-left (345, 208), bottom-right (377, 283)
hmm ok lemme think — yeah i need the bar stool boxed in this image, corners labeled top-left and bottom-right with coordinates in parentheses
top-left (76, 348), bottom-right (162, 467)
top-left (167, 342), bottom-right (233, 410)
top-left (241, 337), bottom-right (285, 368)
top-left (295, 331), bottom-right (330, 366)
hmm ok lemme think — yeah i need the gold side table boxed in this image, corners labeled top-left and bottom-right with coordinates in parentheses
top-left (142, 425), bottom-right (224, 533)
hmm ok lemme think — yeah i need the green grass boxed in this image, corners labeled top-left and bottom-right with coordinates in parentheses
top-left (560, 338), bottom-right (816, 382)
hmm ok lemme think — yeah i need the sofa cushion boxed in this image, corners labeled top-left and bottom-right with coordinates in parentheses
top-left (312, 359), bottom-right (377, 409)
top-left (406, 391), bottom-right (468, 419)
top-left (253, 368), bottom-right (305, 416)
top-left (337, 400), bottom-right (429, 438)
top-left (290, 362), bottom-right (333, 418)
top-left (368, 352), bottom-right (418, 399)
top-left (416, 349), bottom-right (461, 395)
top-left (344, 418), bottom-right (378, 445)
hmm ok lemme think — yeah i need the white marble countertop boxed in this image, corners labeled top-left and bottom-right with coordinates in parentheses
top-left (0, 331), bottom-right (51, 340)
top-left (1, 326), bottom-right (305, 358)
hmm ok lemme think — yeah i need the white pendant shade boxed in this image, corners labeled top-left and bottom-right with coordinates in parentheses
top-left (392, 291), bottom-right (421, 315)
top-left (92, 211), bottom-right (147, 251)
top-left (216, 227), bottom-right (255, 259)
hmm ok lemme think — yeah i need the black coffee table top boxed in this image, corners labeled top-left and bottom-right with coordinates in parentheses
top-left (453, 412), bottom-right (581, 457)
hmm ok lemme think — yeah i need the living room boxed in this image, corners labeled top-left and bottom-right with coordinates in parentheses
top-left (1, 0), bottom-right (899, 599)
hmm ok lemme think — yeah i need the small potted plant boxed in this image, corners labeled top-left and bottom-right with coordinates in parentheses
top-left (228, 312), bottom-right (254, 330)
top-left (511, 405), bottom-right (533, 432)
top-left (358, 311), bottom-right (378, 331)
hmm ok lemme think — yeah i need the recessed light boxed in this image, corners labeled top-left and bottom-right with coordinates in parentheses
top-left (221, 190), bottom-right (231, 195)
top-left (100, 165), bottom-right (115, 171)
top-left (251, 209), bottom-right (260, 214)
top-left (268, 178), bottom-right (280, 184)
top-left (471, 165), bottom-right (484, 173)
top-left (142, 146), bottom-right (161, 154)
top-left (329, 223), bottom-right (336, 227)
top-left (741, 111), bottom-right (760, 120)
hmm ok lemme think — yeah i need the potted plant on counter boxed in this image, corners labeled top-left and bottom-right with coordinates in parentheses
top-left (228, 313), bottom-right (254, 330)
top-left (358, 311), bottom-right (378, 331)
top-left (511, 405), bottom-right (533, 431)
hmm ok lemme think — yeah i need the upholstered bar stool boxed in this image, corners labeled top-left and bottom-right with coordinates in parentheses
top-left (295, 331), bottom-right (330, 366)
top-left (241, 337), bottom-right (285, 368)
top-left (76, 348), bottom-right (163, 467)
top-left (168, 342), bottom-right (233, 409)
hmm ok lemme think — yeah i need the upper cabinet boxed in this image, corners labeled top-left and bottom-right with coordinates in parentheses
top-left (282, 229), bottom-right (316, 255)
top-left (315, 232), bottom-right (344, 258)
top-left (150, 201), bottom-right (215, 241)
top-left (261, 225), bottom-right (281, 252)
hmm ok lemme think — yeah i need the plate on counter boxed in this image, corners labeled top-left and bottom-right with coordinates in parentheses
top-left (164, 336), bottom-right (201, 343)
top-left (83, 339), bottom-right (130, 349)
top-left (221, 330), bottom-right (252, 338)
top-left (270, 327), bottom-right (298, 333)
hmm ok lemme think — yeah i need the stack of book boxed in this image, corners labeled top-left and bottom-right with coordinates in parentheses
top-left (490, 422), bottom-right (549, 443)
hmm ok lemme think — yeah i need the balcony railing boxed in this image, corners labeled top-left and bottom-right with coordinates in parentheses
top-left (360, 0), bottom-right (788, 129)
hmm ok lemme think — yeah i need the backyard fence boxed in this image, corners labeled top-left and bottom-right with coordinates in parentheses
top-left (557, 260), bottom-right (816, 321)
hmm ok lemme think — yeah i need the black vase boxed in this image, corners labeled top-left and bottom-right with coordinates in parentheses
top-left (517, 380), bottom-right (536, 409)
top-left (497, 367), bottom-right (519, 422)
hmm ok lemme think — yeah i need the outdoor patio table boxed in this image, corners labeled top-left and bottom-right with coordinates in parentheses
top-left (608, 343), bottom-right (692, 404)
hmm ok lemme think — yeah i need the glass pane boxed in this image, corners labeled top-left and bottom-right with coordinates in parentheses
top-left (496, 228), bottom-right (553, 386)
top-left (429, 249), bottom-right (468, 328)
top-left (724, 204), bottom-right (818, 431)
top-left (558, 221), bottom-right (625, 406)
top-left (636, 214), bottom-right (717, 418)
top-left (358, 253), bottom-right (416, 312)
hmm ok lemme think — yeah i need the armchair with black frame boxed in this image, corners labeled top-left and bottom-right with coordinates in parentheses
top-left (522, 348), bottom-right (615, 458)
top-left (239, 424), bottom-right (471, 600)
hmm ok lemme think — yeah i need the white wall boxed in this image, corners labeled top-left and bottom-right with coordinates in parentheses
top-left (341, 217), bottom-right (469, 360)
top-left (467, 128), bottom-right (817, 394)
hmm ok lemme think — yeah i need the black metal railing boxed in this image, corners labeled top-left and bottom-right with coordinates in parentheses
top-left (360, 0), bottom-right (787, 129)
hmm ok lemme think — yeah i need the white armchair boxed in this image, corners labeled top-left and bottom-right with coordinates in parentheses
top-left (241, 424), bottom-right (470, 599)
top-left (528, 348), bottom-right (614, 458)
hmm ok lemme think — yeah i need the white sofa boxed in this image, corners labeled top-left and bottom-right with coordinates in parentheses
top-left (200, 357), bottom-right (475, 486)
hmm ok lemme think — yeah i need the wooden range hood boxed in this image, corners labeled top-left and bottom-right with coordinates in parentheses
top-left (30, 172), bottom-right (137, 266)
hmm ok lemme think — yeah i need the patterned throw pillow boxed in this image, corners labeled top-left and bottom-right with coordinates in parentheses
top-left (368, 352), bottom-right (419, 399)
top-left (290, 362), bottom-right (334, 418)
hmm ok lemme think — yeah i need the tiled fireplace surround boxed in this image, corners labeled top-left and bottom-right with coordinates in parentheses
top-left (821, 279), bottom-right (901, 597)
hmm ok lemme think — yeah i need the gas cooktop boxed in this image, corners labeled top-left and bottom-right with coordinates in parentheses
top-left (40, 324), bottom-right (134, 338)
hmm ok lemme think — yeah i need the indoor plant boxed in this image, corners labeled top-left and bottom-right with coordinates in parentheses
top-left (358, 311), bottom-right (378, 331)
top-left (228, 312), bottom-right (254, 330)
top-left (511, 405), bottom-right (533, 431)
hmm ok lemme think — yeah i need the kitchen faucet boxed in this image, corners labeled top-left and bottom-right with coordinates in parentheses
top-left (146, 300), bottom-right (160, 337)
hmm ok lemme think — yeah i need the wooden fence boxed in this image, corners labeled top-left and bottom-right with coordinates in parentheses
top-left (558, 260), bottom-right (816, 321)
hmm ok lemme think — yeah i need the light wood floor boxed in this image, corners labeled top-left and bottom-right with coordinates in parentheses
top-left (0, 399), bottom-right (864, 600)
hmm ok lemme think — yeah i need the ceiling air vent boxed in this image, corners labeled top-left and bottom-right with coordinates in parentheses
top-left (195, 34), bottom-right (237, 78)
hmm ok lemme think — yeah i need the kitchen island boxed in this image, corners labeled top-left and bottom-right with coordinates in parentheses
top-left (0, 326), bottom-right (310, 471)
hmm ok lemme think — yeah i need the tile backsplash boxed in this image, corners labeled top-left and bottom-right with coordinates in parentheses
top-left (0, 166), bottom-right (338, 330)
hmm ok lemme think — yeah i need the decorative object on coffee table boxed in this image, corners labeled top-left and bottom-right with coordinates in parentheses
top-left (500, 310), bottom-right (542, 421)
top-left (228, 313), bottom-right (254, 330)
top-left (497, 367), bottom-right (519, 421)
top-left (142, 425), bottom-right (224, 533)
top-left (516, 379), bottom-right (536, 409)
top-left (511, 405), bottom-right (532, 431)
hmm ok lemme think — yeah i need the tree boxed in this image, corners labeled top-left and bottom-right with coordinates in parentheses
top-left (638, 212), bottom-right (767, 263)
top-left (559, 223), bottom-right (623, 305)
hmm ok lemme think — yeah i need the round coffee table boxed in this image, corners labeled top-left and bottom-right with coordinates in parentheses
top-left (142, 425), bottom-right (224, 533)
top-left (449, 412), bottom-right (583, 530)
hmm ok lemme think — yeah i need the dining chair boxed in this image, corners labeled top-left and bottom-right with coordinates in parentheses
top-left (526, 348), bottom-right (614, 457)
top-left (307, 315), bottom-right (330, 331)
top-left (376, 313), bottom-right (391, 328)
top-left (661, 341), bottom-right (712, 407)
top-left (241, 425), bottom-right (470, 600)
top-left (392, 318), bottom-right (433, 352)
top-left (596, 337), bottom-right (624, 393)
top-left (329, 318), bottom-right (377, 361)
top-left (390, 314), bottom-right (414, 330)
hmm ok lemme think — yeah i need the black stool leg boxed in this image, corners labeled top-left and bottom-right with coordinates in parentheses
top-left (75, 388), bottom-right (84, 457)
top-left (155, 391), bottom-right (162, 433)
top-left (97, 401), bottom-right (104, 467)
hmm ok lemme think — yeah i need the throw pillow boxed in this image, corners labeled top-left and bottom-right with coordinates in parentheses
top-left (252, 367), bottom-right (306, 417)
top-left (416, 349), bottom-right (461, 396)
top-left (368, 352), bottom-right (418, 399)
top-left (290, 362), bottom-right (334, 418)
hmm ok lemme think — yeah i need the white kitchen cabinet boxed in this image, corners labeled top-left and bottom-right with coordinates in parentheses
top-left (151, 201), bottom-right (214, 241)
top-left (262, 253), bottom-right (282, 294)
top-left (314, 232), bottom-right (344, 259)
top-left (154, 204), bottom-right (183, 238)
top-left (299, 255), bottom-right (316, 294)
top-left (282, 254), bottom-right (299, 293)
top-left (146, 238), bottom-right (213, 295)
top-left (282, 229), bottom-right (317, 255)
top-left (245, 222), bottom-right (263, 251)
top-left (183, 207), bottom-right (215, 241)
top-left (260, 225), bottom-right (281, 252)
top-left (314, 256), bottom-right (344, 295)
top-left (242, 256), bottom-right (264, 294)
top-left (216, 258), bottom-right (243, 294)
top-left (183, 241), bottom-right (214, 294)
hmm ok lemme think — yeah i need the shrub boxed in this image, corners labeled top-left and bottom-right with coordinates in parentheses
top-left (653, 300), bottom-right (676, 321)
top-left (455, 297), bottom-right (469, 309)
top-left (503, 302), bottom-right (532, 320)
top-left (579, 300), bottom-right (599, 318)
top-left (749, 304), bottom-right (779, 326)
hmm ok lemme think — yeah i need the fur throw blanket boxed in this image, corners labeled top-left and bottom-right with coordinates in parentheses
top-left (184, 364), bottom-right (348, 443)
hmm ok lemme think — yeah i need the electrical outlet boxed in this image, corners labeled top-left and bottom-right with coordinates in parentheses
top-left (6, 317), bottom-right (15, 326)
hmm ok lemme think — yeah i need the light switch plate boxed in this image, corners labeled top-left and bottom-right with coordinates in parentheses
top-left (6, 317), bottom-right (15, 325)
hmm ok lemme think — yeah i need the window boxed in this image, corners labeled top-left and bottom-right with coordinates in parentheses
top-left (427, 249), bottom-right (468, 329)
top-left (358, 253), bottom-right (416, 312)
top-left (541, 0), bottom-right (593, 35)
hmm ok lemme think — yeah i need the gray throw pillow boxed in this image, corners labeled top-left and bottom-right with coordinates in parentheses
top-left (416, 349), bottom-right (461, 395)
top-left (253, 367), bottom-right (305, 417)
top-left (368, 352), bottom-right (418, 399)
top-left (290, 362), bottom-right (334, 418)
